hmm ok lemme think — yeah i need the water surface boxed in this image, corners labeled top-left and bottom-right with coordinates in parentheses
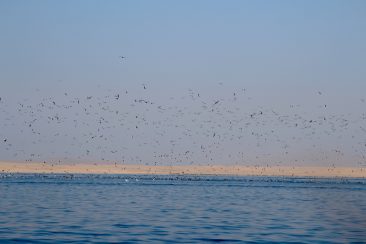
top-left (1, 174), bottom-right (365, 243)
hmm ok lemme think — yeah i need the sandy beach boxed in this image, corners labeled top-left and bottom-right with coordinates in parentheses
top-left (0, 161), bottom-right (365, 178)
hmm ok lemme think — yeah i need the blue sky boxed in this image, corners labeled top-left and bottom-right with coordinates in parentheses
top-left (1, 1), bottom-right (366, 166)
top-left (1, 0), bottom-right (365, 89)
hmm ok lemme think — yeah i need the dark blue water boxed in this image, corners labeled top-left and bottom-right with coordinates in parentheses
top-left (1, 174), bottom-right (365, 243)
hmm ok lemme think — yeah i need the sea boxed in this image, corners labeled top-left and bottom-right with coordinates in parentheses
top-left (0, 174), bottom-right (365, 243)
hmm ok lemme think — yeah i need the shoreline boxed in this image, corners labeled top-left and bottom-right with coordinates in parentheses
top-left (0, 161), bottom-right (365, 178)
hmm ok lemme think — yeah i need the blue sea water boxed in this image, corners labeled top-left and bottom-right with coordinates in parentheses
top-left (0, 174), bottom-right (365, 243)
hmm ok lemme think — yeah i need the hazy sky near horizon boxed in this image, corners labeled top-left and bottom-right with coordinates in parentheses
top-left (1, 1), bottom-right (366, 166)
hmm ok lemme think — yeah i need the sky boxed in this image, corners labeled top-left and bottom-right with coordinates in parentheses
top-left (1, 0), bottom-right (366, 166)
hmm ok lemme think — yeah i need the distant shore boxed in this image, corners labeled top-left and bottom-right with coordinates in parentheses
top-left (0, 161), bottom-right (365, 178)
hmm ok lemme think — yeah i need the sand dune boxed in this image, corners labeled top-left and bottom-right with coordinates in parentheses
top-left (0, 161), bottom-right (365, 178)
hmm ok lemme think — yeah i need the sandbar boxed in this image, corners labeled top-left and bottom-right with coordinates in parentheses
top-left (0, 161), bottom-right (365, 178)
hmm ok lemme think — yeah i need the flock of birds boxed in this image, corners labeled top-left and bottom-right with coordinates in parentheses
top-left (1, 82), bottom-right (366, 168)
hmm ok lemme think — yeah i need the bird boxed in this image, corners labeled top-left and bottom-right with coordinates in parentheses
top-left (1, 82), bottom-right (365, 171)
